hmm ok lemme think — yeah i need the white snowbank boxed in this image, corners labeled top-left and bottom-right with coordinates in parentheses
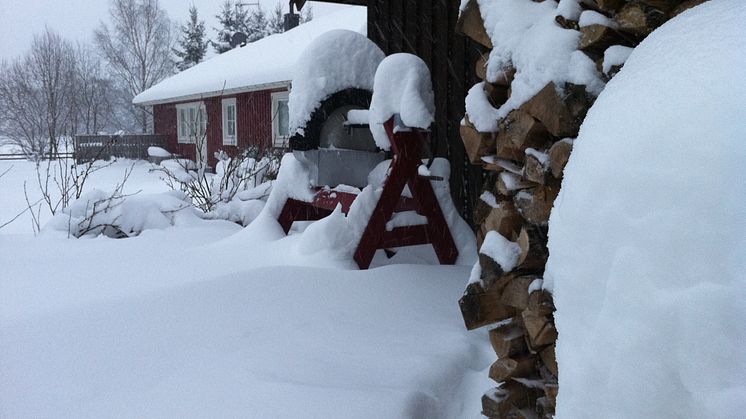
top-left (0, 233), bottom-right (493, 418)
top-left (133, 7), bottom-right (367, 105)
top-left (470, 0), bottom-right (604, 127)
top-left (288, 30), bottom-right (384, 134)
top-left (369, 54), bottom-right (436, 149)
top-left (547, 1), bottom-right (746, 417)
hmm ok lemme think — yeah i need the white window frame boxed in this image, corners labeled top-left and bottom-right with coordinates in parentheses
top-left (176, 101), bottom-right (207, 144)
top-left (222, 98), bottom-right (238, 146)
top-left (271, 91), bottom-right (290, 148)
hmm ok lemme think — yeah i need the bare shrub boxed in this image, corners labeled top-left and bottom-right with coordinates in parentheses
top-left (156, 146), bottom-right (281, 213)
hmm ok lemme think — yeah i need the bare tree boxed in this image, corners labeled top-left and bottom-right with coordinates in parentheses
top-left (95, 0), bottom-right (176, 133)
top-left (70, 44), bottom-right (117, 135)
top-left (0, 28), bottom-right (76, 158)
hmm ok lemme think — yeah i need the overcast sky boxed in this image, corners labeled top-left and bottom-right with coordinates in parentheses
top-left (0, 0), bottom-right (351, 61)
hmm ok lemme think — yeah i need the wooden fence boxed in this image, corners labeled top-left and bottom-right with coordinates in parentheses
top-left (74, 134), bottom-right (166, 164)
top-left (0, 152), bottom-right (75, 161)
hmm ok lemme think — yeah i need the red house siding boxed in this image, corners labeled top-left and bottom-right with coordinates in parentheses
top-left (152, 86), bottom-right (287, 169)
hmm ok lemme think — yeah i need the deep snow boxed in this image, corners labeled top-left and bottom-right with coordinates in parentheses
top-left (0, 159), bottom-right (492, 418)
top-left (546, 1), bottom-right (746, 417)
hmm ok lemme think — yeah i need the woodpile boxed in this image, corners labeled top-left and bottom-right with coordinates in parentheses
top-left (456, 1), bottom-right (706, 417)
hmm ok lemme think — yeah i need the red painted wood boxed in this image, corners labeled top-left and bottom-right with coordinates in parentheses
top-left (151, 87), bottom-right (288, 169)
top-left (380, 225), bottom-right (430, 248)
top-left (275, 117), bottom-right (458, 269)
top-left (276, 190), bottom-right (358, 233)
top-left (277, 199), bottom-right (333, 234)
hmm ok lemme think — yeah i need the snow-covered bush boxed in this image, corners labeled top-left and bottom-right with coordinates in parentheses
top-left (156, 147), bottom-right (280, 213)
top-left (43, 189), bottom-right (200, 238)
top-left (546, 2), bottom-right (746, 417)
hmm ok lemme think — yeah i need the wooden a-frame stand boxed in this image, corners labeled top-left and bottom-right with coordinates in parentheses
top-left (277, 117), bottom-right (458, 269)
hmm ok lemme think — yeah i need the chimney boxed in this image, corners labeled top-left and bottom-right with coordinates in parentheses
top-left (284, 12), bottom-right (300, 31)
top-left (284, 1), bottom-right (300, 31)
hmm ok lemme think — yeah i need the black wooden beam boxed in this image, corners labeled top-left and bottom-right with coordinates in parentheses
top-left (292, 0), bottom-right (368, 9)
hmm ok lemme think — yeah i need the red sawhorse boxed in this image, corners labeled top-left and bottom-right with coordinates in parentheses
top-left (277, 117), bottom-right (458, 269)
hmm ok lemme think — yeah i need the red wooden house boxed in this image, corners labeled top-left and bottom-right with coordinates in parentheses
top-left (133, 6), bottom-right (367, 169)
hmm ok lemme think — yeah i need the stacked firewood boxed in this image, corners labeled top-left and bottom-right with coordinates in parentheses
top-left (457, 0), bottom-right (707, 418)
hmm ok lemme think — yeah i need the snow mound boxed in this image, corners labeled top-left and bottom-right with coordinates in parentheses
top-left (147, 146), bottom-right (171, 158)
top-left (43, 190), bottom-right (201, 238)
top-left (546, 1), bottom-right (746, 417)
top-left (369, 54), bottom-right (435, 149)
top-left (468, 0), bottom-right (604, 131)
top-left (289, 29), bottom-right (385, 134)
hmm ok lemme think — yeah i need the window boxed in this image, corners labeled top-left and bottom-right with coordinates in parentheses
top-left (222, 98), bottom-right (237, 146)
top-left (176, 102), bottom-right (207, 144)
top-left (271, 91), bottom-right (290, 147)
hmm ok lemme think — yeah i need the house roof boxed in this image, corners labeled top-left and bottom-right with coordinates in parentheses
top-left (133, 6), bottom-right (367, 106)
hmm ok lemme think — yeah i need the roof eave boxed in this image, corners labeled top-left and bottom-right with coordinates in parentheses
top-left (133, 80), bottom-right (292, 107)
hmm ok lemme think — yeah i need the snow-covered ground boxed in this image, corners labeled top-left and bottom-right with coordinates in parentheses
top-left (0, 159), bottom-right (492, 418)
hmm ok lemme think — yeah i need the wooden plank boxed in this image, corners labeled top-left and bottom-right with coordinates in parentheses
top-left (380, 225), bottom-right (430, 248)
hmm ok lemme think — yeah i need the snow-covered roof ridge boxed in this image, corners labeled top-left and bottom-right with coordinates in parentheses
top-left (133, 7), bottom-right (367, 106)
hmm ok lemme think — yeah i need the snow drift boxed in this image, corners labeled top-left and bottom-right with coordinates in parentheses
top-left (546, 1), bottom-right (746, 417)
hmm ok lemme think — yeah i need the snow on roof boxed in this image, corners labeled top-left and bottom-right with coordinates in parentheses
top-left (133, 6), bottom-right (367, 106)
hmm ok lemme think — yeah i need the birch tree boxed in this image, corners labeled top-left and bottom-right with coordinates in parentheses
top-left (95, 0), bottom-right (176, 133)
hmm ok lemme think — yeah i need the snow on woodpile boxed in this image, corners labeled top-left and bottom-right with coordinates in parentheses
top-left (368, 53), bottom-right (436, 149)
top-left (602, 45), bottom-right (633, 74)
top-left (133, 7), bottom-right (367, 105)
top-left (288, 30), bottom-right (384, 134)
top-left (465, 0), bottom-right (604, 131)
top-left (546, 1), bottom-right (746, 417)
top-left (480, 231), bottom-right (521, 272)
